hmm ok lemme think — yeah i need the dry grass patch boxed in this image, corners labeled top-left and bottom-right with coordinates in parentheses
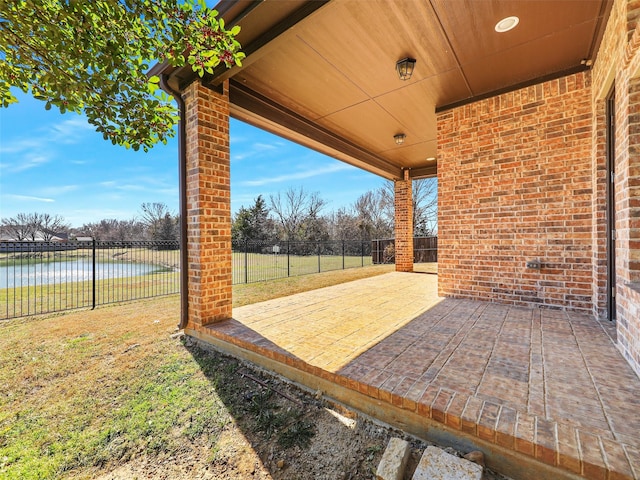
top-left (0, 266), bottom-right (399, 479)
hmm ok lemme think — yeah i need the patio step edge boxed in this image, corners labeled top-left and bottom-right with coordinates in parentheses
top-left (190, 324), bottom-right (638, 480)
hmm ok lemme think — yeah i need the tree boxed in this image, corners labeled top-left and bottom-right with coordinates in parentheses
top-left (412, 178), bottom-right (438, 236)
top-left (380, 178), bottom-right (438, 237)
top-left (352, 190), bottom-right (393, 241)
top-left (78, 219), bottom-right (144, 241)
top-left (232, 195), bottom-right (273, 244)
top-left (326, 208), bottom-right (361, 241)
top-left (1, 213), bottom-right (38, 241)
top-left (155, 213), bottom-right (179, 247)
top-left (38, 213), bottom-right (69, 241)
top-left (1, 212), bottom-right (69, 240)
top-left (0, 0), bottom-right (244, 151)
top-left (139, 202), bottom-right (177, 241)
top-left (269, 188), bottom-right (327, 242)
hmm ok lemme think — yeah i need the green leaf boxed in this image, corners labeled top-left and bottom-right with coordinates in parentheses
top-left (0, 0), bottom-right (243, 151)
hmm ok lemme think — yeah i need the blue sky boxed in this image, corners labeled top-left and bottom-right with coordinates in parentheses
top-left (0, 91), bottom-right (386, 228)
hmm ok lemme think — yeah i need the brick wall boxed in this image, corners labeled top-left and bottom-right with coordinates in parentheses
top-left (394, 169), bottom-right (414, 273)
top-left (591, 0), bottom-right (640, 377)
top-left (183, 80), bottom-right (233, 327)
top-left (437, 72), bottom-right (593, 312)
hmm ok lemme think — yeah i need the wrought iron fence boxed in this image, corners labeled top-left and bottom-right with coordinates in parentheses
top-left (1, 240), bottom-right (180, 320)
top-left (2, 237), bottom-right (438, 320)
top-left (232, 239), bottom-right (372, 285)
top-left (371, 236), bottom-right (438, 264)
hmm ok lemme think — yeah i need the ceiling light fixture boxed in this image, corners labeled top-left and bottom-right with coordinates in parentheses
top-left (394, 134), bottom-right (406, 145)
top-left (495, 16), bottom-right (519, 33)
top-left (396, 58), bottom-right (416, 80)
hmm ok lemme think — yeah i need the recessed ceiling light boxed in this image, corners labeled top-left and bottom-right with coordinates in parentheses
top-left (495, 16), bottom-right (519, 33)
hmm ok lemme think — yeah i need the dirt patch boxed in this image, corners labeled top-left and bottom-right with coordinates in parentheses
top-left (90, 338), bottom-right (508, 480)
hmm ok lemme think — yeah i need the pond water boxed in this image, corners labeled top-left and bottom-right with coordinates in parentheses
top-left (0, 260), bottom-right (159, 289)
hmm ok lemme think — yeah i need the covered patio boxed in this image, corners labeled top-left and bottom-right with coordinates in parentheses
top-left (152, 0), bottom-right (640, 478)
top-left (189, 271), bottom-right (640, 480)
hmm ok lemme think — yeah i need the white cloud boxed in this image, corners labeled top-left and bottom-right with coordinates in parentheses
top-left (3, 193), bottom-right (54, 203)
top-left (231, 139), bottom-right (286, 163)
top-left (254, 142), bottom-right (281, 150)
top-left (101, 176), bottom-right (177, 196)
top-left (9, 153), bottom-right (52, 172)
top-left (1, 116), bottom-right (94, 173)
top-left (39, 185), bottom-right (79, 195)
top-left (0, 138), bottom-right (44, 155)
top-left (115, 184), bottom-right (147, 192)
top-left (49, 117), bottom-right (94, 143)
top-left (238, 163), bottom-right (354, 187)
top-left (230, 133), bottom-right (249, 144)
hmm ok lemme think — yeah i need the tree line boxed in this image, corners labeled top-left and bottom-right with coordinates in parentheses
top-left (232, 178), bottom-right (437, 244)
top-left (0, 203), bottom-right (179, 243)
top-left (1, 178), bottom-right (437, 244)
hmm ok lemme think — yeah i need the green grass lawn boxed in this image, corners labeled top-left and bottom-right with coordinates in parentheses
top-left (1, 273), bottom-right (180, 319)
top-left (232, 252), bottom-right (373, 284)
top-left (1, 251), bottom-right (378, 319)
top-left (0, 265), bottom-right (398, 479)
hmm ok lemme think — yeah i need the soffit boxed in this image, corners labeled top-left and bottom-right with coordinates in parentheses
top-left (208, 0), bottom-right (612, 180)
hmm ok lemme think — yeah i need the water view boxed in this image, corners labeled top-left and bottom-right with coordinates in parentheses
top-left (0, 259), bottom-right (159, 289)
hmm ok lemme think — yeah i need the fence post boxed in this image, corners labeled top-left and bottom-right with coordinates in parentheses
top-left (244, 239), bottom-right (248, 284)
top-left (342, 241), bottom-right (345, 269)
top-left (317, 242), bottom-right (321, 273)
top-left (287, 241), bottom-right (290, 277)
top-left (362, 241), bottom-right (364, 267)
top-left (91, 239), bottom-right (96, 310)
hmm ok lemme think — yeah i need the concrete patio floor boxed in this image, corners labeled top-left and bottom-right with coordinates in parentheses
top-left (187, 269), bottom-right (640, 480)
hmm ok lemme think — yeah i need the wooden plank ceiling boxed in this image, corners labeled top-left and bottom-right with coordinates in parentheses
top-left (195, 0), bottom-right (612, 180)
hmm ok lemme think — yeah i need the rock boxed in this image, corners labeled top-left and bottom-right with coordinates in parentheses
top-left (444, 447), bottom-right (459, 456)
top-left (170, 331), bottom-right (184, 340)
top-left (412, 446), bottom-right (483, 480)
top-left (463, 451), bottom-right (485, 467)
top-left (277, 459), bottom-right (285, 469)
top-left (315, 389), bottom-right (323, 400)
top-left (376, 437), bottom-right (411, 480)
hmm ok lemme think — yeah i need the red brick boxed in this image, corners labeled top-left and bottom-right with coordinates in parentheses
top-left (394, 169), bottom-right (413, 272)
top-left (184, 80), bottom-right (232, 327)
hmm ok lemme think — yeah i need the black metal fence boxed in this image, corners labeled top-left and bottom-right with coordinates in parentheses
top-left (371, 236), bottom-right (438, 264)
top-left (1, 240), bottom-right (180, 320)
top-left (232, 239), bottom-right (372, 285)
top-left (2, 237), bottom-right (439, 320)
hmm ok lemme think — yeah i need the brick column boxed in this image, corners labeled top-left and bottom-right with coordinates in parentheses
top-left (183, 80), bottom-right (232, 327)
top-left (395, 169), bottom-right (414, 272)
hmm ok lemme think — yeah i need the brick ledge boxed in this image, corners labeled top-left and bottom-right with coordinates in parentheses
top-left (189, 323), bottom-right (638, 480)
